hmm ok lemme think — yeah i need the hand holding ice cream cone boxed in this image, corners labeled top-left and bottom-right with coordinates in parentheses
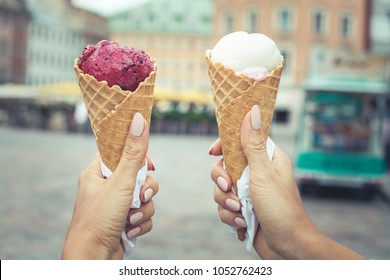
top-left (206, 31), bottom-right (283, 242)
top-left (74, 40), bottom-right (157, 255)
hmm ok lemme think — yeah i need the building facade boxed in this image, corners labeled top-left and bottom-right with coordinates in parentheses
top-left (24, 0), bottom-right (108, 85)
top-left (0, 0), bottom-right (30, 84)
top-left (109, 0), bottom-right (213, 92)
top-left (214, 0), bottom-right (370, 86)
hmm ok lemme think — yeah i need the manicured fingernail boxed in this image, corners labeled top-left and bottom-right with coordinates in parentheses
top-left (150, 157), bottom-right (156, 171)
top-left (208, 139), bottom-right (217, 155)
top-left (144, 188), bottom-right (153, 202)
top-left (234, 217), bottom-right (247, 228)
top-left (208, 143), bottom-right (214, 155)
top-left (250, 105), bottom-right (261, 130)
top-left (217, 176), bottom-right (228, 191)
top-left (130, 113), bottom-right (144, 137)
top-left (127, 227), bottom-right (141, 239)
top-left (226, 198), bottom-right (240, 212)
top-left (129, 212), bottom-right (144, 225)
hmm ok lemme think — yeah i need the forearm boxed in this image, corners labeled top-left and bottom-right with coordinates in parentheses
top-left (290, 224), bottom-right (366, 260)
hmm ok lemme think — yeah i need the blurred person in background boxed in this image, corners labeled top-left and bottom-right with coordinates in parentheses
top-left (61, 113), bottom-right (158, 259)
top-left (209, 105), bottom-right (366, 260)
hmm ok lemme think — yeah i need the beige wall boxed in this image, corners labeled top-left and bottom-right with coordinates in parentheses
top-left (111, 32), bottom-right (212, 92)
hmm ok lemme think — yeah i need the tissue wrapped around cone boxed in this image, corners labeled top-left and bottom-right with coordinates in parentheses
top-left (206, 51), bottom-right (283, 240)
top-left (74, 58), bottom-right (156, 172)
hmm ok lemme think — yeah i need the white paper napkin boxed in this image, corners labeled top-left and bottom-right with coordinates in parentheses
top-left (100, 160), bottom-right (148, 255)
top-left (235, 137), bottom-right (275, 251)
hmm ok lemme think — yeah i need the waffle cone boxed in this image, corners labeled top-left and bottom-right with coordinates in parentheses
top-left (206, 51), bottom-right (283, 240)
top-left (74, 59), bottom-right (156, 172)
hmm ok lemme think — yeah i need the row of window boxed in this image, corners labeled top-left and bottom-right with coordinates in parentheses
top-left (158, 60), bottom-right (208, 73)
top-left (28, 49), bottom-right (75, 69)
top-left (223, 6), bottom-right (355, 39)
top-left (123, 11), bottom-right (211, 30)
top-left (121, 36), bottom-right (211, 50)
top-left (30, 25), bottom-right (82, 45)
top-left (27, 75), bottom-right (74, 86)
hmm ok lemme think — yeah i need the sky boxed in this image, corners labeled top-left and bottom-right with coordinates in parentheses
top-left (72, 0), bottom-right (153, 16)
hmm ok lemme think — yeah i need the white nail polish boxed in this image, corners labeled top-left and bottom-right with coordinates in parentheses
top-left (217, 176), bottom-right (228, 191)
top-left (129, 212), bottom-right (144, 225)
top-left (250, 105), bottom-right (261, 130)
top-left (144, 188), bottom-right (153, 202)
top-left (234, 217), bottom-right (247, 228)
top-left (226, 198), bottom-right (240, 212)
top-left (130, 113), bottom-right (144, 137)
top-left (127, 227), bottom-right (141, 239)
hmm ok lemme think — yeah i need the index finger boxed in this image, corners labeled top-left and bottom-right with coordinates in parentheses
top-left (209, 138), bottom-right (222, 156)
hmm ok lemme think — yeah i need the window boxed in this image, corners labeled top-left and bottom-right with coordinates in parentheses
top-left (246, 9), bottom-right (258, 33)
top-left (203, 15), bottom-right (211, 24)
top-left (134, 18), bottom-right (142, 29)
top-left (187, 61), bottom-right (194, 72)
top-left (316, 52), bottom-right (326, 66)
top-left (310, 48), bottom-right (327, 70)
top-left (223, 11), bottom-right (234, 34)
top-left (174, 14), bottom-right (183, 23)
top-left (148, 13), bottom-right (155, 23)
top-left (277, 7), bottom-right (293, 32)
top-left (313, 8), bottom-right (326, 35)
top-left (340, 12), bottom-right (353, 39)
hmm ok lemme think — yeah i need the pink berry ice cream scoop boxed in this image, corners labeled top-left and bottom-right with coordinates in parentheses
top-left (78, 40), bottom-right (154, 92)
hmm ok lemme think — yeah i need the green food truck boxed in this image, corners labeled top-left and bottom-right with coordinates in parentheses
top-left (295, 74), bottom-right (389, 196)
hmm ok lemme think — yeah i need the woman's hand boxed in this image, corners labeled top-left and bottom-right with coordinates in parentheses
top-left (62, 113), bottom-right (159, 259)
top-left (210, 138), bottom-right (282, 259)
top-left (210, 105), bottom-right (365, 259)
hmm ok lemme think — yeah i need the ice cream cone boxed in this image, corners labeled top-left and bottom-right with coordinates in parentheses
top-left (74, 58), bottom-right (157, 172)
top-left (206, 51), bottom-right (283, 240)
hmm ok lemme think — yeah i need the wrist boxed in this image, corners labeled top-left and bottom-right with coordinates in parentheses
top-left (289, 222), bottom-right (324, 259)
top-left (61, 227), bottom-right (112, 260)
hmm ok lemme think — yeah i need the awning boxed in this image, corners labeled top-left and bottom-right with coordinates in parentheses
top-left (0, 84), bottom-right (39, 99)
top-left (37, 83), bottom-right (82, 104)
top-left (2, 83), bottom-right (214, 105)
top-left (305, 75), bottom-right (390, 95)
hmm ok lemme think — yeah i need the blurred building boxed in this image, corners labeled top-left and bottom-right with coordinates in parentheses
top-left (0, 0), bottom-right (30, 84)
top-left (24, 0), bottom-right (108, 86)
top-left (109, 0), bottom-right (213, 92)
top-left (213, 0), bottom-right (372, 135)
top-left (214, 0), bottom-right (370, 86)
top-left (370, 0), bottom-right (390, 54)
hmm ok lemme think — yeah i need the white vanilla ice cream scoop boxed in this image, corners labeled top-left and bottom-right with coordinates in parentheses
top-left (211, 31), bottom-right (282, 81)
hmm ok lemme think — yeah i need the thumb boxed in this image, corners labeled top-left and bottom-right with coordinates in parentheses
top-left (241, 105), bottom-right (270, 168)
top-left (109, 112), bottom-right (149, 191)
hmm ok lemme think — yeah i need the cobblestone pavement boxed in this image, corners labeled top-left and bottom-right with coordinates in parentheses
top-left (0, 128), bottom-right (389, 260)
